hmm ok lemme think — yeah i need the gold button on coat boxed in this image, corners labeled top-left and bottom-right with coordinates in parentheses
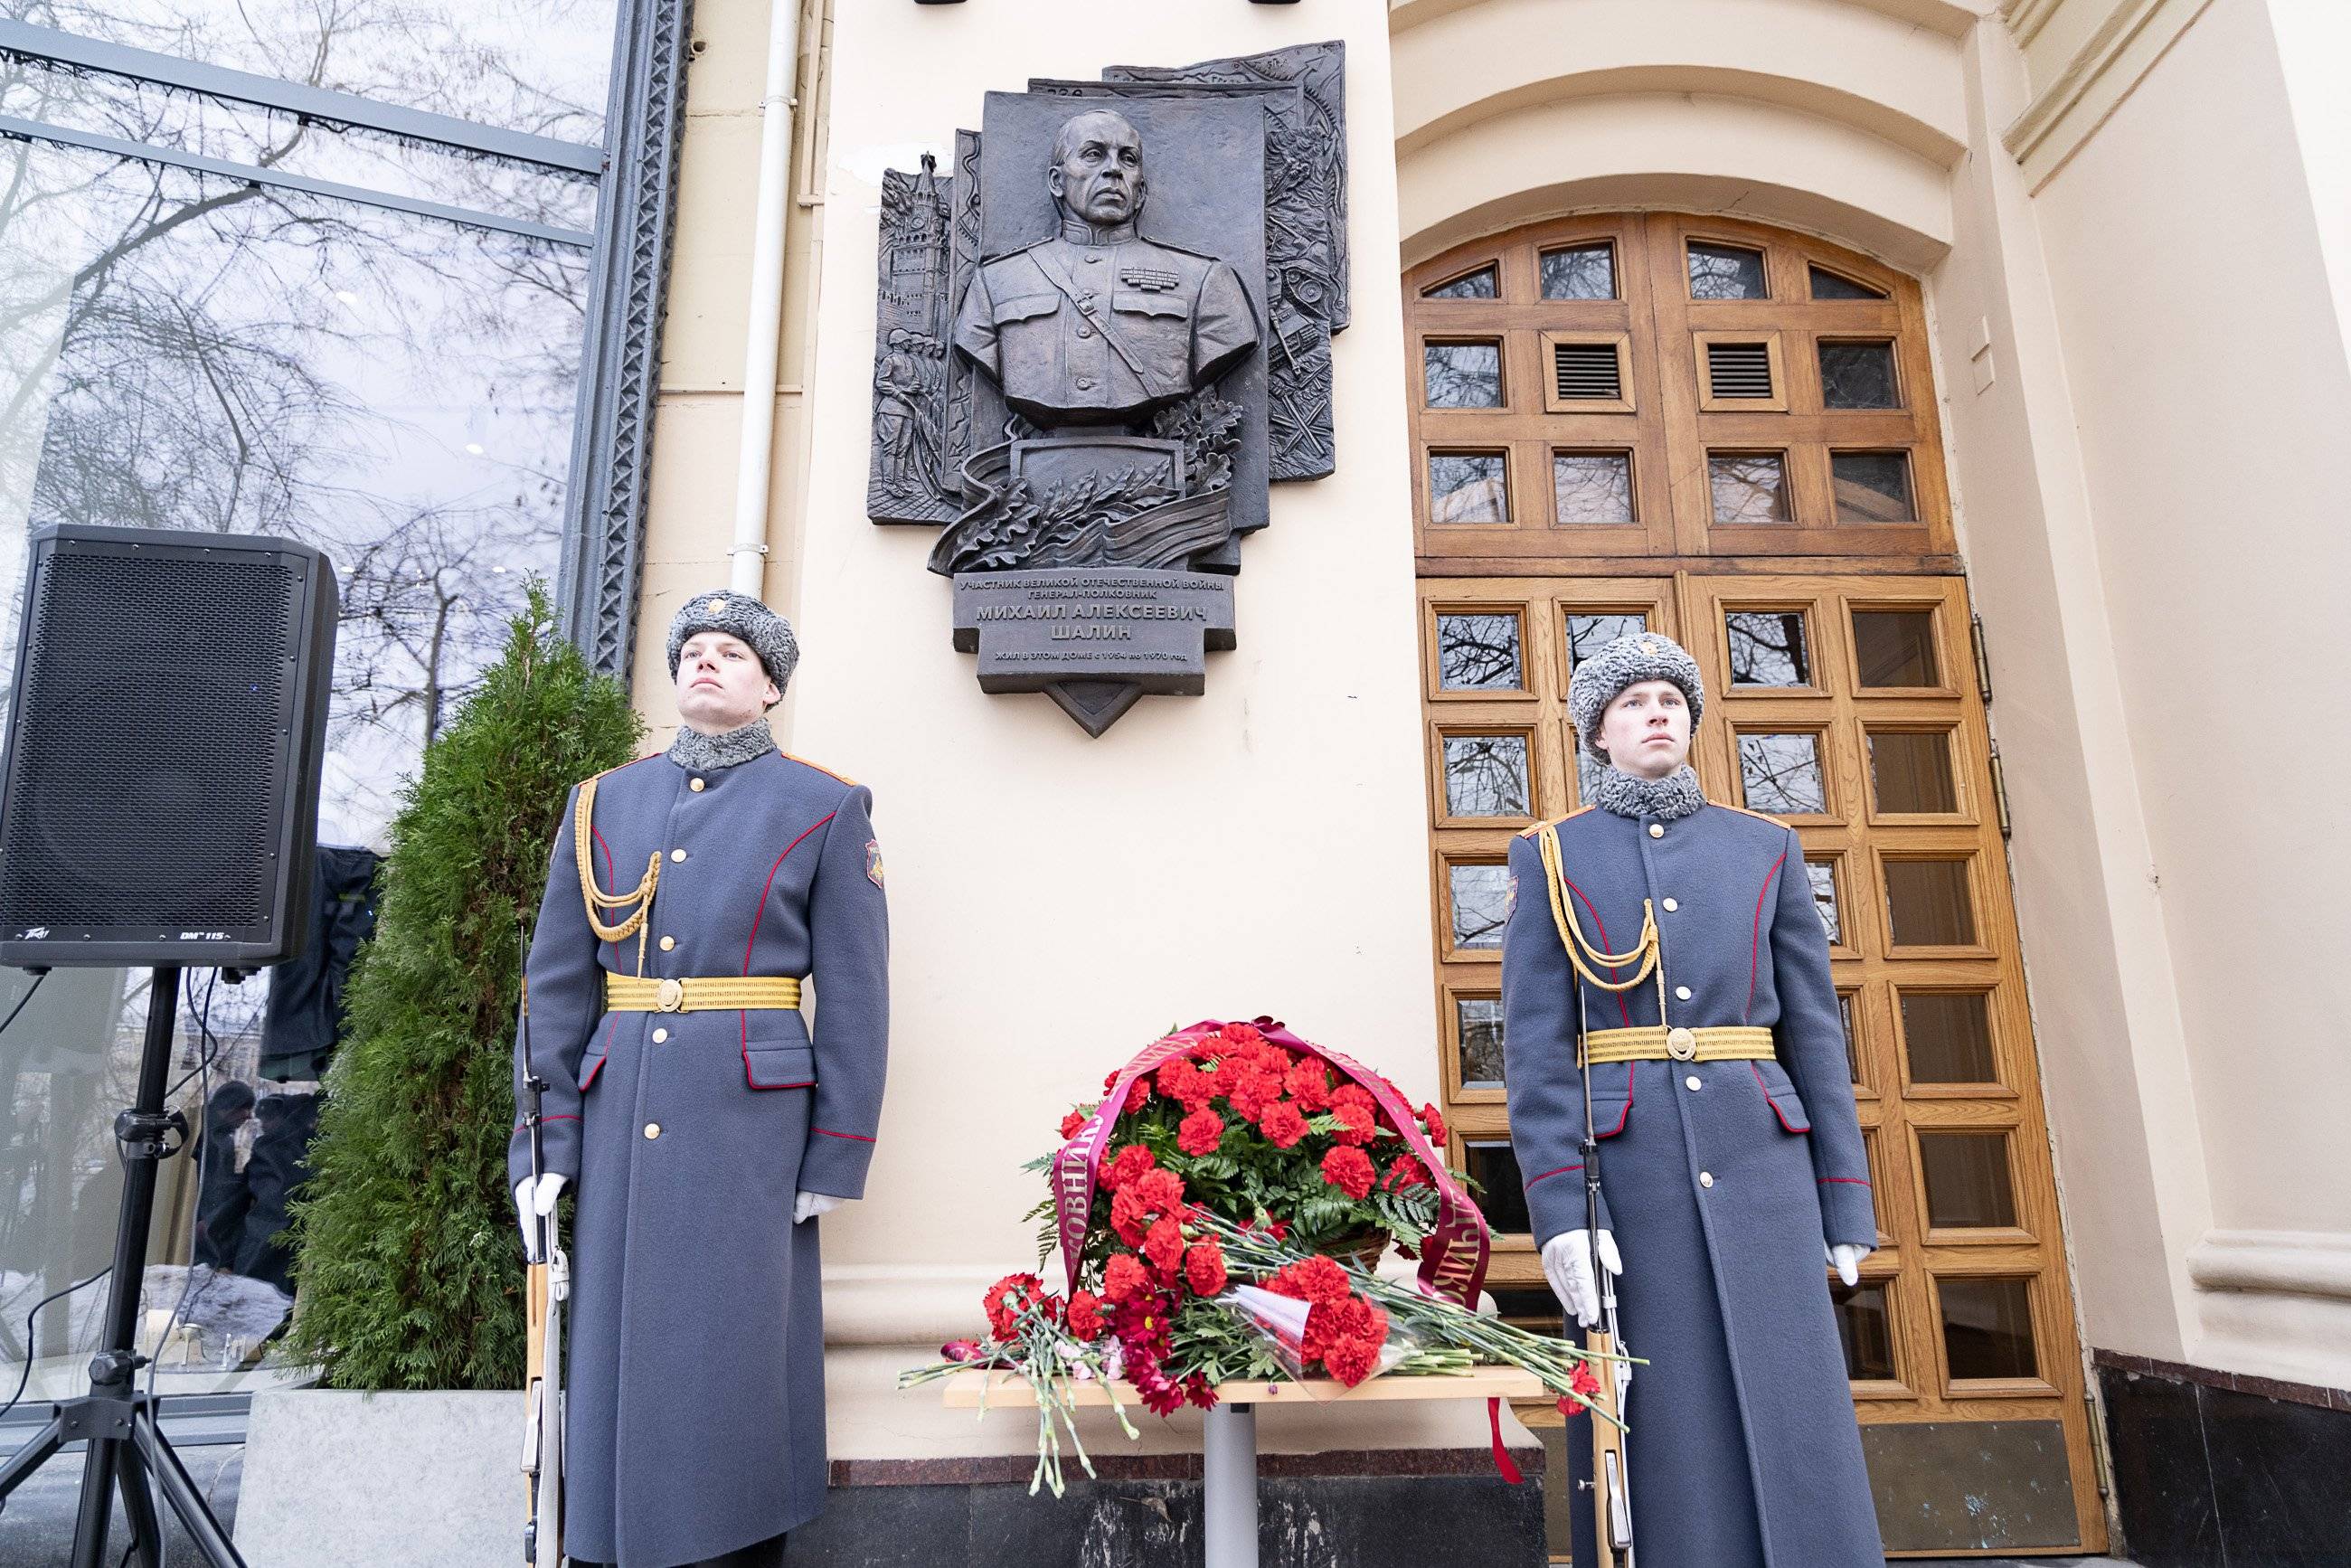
top-left (670, 848), bottom-right (686, 863)
top-left (1699, 1171), bottom-right (1714, 1188)
top-left (652, 1027), bottom-right (668, 1043)
top-left (1676, 985), bottom-right (1693, 1001)
top-left (659, 935), bottom-right (675, 951)
top-left (644, 1123), bottom-right (662, 1139)
top-left (690, 778), bottom-right (705, 792)
top-left (1663, 898), bottom-right (1679, 912)
top-left (1648, 824), bottom-right (1665, 838)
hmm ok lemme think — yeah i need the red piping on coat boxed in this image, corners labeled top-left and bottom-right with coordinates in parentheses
top-left (1818, 1176), bottom-right (1870, 1186)
top-left (1601, 1071), bottom-right (1634, 1136)
top-left (1749, 1061), bottom-right (1808, 1132)
top-left (814, 1126), bottom-right (873, 1143)
top-left (742, 812), bottom-right (836, 973)
top-left (1527, 1163), bottom-right (1583, 1187)
top-left (581, 1054), bottom-right (605, 1091)
top-left (1745, 848), bottom-right (1789, 1024)
top-left (590, 825), bottom-right (619, 964)
top-left (1560, 872), bottom-right (1635, 1027)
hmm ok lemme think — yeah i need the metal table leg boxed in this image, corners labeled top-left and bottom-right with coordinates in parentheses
top-left (1203, 1400), bottom-right (1258, 1567)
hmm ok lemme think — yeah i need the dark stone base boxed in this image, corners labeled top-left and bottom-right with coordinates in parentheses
top-left (789, 1469), bottom-right (1548, 1566)
top-left (2097, 1351), bottom-right (2351, 1567)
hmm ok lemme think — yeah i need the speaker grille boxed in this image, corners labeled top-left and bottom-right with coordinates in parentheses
top-left (0, 548), bottom-right (299, 932)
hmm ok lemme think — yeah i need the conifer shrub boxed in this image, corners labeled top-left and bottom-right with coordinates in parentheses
top-left (285, 587), bottom-right (639, 1389)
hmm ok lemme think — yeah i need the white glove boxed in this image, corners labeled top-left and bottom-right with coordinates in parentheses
top-left (515, 1174), bottom-right (567, 1261)
top-left (794, 1191), bottom-right (845, 1224)
top-left (1540, 1228), bottom-right (1623, 1328)
top-left (1827, 1242), bottom-right (1871, 1288)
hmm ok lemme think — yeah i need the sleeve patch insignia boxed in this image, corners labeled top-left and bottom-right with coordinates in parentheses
top-left (865, 840), bottom-right (885, 888)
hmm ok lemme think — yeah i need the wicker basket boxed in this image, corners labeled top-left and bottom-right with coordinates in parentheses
top-left (1322, 1230), bottom-right (1391, 1272)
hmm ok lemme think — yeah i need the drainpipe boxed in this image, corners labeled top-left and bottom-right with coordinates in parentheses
top-left (731, 0), bottom-right (804, 594)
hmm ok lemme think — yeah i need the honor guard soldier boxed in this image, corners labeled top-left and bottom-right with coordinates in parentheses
top-left (512, 593), bottom-right (889, 1568)
top-left (1501, 633), bottom-right (1884, 1568)
top-left (952, 108), bottom-right (1259, 427)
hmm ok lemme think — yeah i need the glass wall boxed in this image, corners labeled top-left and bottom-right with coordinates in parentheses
top-left (0, 2), bottom-right (622, 1403)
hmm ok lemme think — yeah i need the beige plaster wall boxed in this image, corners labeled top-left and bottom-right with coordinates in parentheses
top-left (2024, 0), bottom-right (2351, 1387)
top-left (770, 3), bottom-right (1439, 1350)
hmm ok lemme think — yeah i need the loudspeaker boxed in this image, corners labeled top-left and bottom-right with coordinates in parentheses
top-left (0, 524), bottom-right (337, 969)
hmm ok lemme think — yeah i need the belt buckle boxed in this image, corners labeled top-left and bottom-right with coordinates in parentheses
top-left (656, 978), bottom-right (685, 1013)
top-left (1666, 1026), bottom-right (1697, 1062)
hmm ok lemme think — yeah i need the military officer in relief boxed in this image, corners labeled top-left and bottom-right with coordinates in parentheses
top-left (1501, 632), bottom-right (1883, 1567)
top-left (513, 593), bottom-right (888, 1568)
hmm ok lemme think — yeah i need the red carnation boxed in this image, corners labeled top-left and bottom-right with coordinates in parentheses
top-left (1103, 1068), bottom-right (1120, 1092)
top-left (1144, 1214), bottom-right (1185, 1275)
top-left (1104, 1252), bottom-right (1152, 1304)
top-left (1184, 1240), bottom-right (1228, 1297)
top-left (1224, 1022), bottom-right (1265, 1047)
top-left (982, 1272), bottom-right (1047, 1339)
top-left (1328, 1085), bottom-right (1378, 1146)
top-left (1067, 1289), bottom-right (1107, 1342)
top-left (1122, 1075), bottom-right (1153, 1110)
top-left (1380, 1155), bottom-right (1431, 1192)
top-left (1266, 1255), bottom-right (1353, 1309)
top-left (1104, 1143), bottom-right (1157, 1191)
top-left (1418, 1102), bottom-right (1448, 1148)
top-left (1572, 1361), bottom-right (1602, 1398)
top-left (1322, 1332), bottom-right (1382, 1387)
top-left (1178, 1107), bottom-right (1225, 1157)
top-left (1258, 1100), bottom-right (1309, 1149)
top-left (1224, 1068), bottom-right (1285, 1121)
top-left (1284, 1059), bottom-right (1332, 1111)
top-left (1157, 1057), bottom-right (1218, 1110)
top-left (1322, 1145), bottom-right (1375, 1200)
top-left (1133, 1167), bottom-right (1185, 1217)
top-left (1109, 1185), bottom-right (1150, 1247)
top-left (1060, 1109), bottom-right (1088, 1141)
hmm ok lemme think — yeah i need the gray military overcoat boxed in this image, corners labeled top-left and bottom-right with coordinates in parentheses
top-left (509, 747), bottom-right (888, 1567)
top-left (1502, 798), bottom-right (1881, 1568)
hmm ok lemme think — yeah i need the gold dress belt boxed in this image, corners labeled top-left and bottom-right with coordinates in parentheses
top-left (604, 975), bottom-right (802, 1014)
top-left (1582, 1025), bottom-right (1776, 1063)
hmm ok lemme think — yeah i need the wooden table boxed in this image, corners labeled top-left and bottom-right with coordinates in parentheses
top-left (940, 1365), bottom-right (1546, 1566)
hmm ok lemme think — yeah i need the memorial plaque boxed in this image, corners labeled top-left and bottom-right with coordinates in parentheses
top-left (869, 44), bottom-right (1345, 733)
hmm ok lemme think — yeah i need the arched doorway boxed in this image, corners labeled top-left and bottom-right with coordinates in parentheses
top-left (1411, 213), bottom-right (2106, 1556)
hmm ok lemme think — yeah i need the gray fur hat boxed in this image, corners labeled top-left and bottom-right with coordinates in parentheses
top-left (1567, 632), bottom-right (1705, 760)
top-left (666, 590), bottom-right (799, 702)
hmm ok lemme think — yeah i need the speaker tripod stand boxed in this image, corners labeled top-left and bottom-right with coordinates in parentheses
top-left (0, 966), bottom-right (249, 1568)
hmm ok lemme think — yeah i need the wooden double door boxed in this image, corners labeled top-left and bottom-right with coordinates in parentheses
top-left (1420, 570), bottom-right (2106, 1556)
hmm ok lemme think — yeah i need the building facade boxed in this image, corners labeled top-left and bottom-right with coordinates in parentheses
top-left (1, 0), bottom-right (2346, 1563)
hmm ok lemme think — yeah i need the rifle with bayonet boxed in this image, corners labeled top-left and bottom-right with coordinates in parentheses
top-left (1580, 990), bottom-right (1635, 1567)
top-left (519, 962), bottom-right (567, 1567)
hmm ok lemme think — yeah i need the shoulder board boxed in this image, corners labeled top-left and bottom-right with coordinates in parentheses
top-left (1713, 803), bottom-right (1791, 828)
top-left (579, 753), bottom-right (657, 789)
top-left (780, 751), bottom-right (859, 789)
top-left (1140, 238), bottom-right (1216, 265)
top-left (1515, 806), bottom-right (1596, 838)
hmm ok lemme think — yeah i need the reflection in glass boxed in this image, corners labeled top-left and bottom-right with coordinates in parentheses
top-left (1424, 265), bottom-right (1498, 299)
top-left (1457, 997), bottom-right (1506, 1087)
top-left (1885, 859), bottom-right (1977, 947)
top-left (1810, 266), bottom-right (1886, 300)
top-left (0, 54), bottom-right (599, 235)
top-left (1464, 1141), bottom-right (1532, 1233)
top-left (1870, 731), bottom-right (1959, 815)
top-left (1444, 734), bottom-right (1531, 818)
top-left (1565, 613), bottom-right (1647, 670)
top-left (1688, 241), bottom-right (1768, 300)
top-left (1739, 733), bottom-right (1827, 815)
top-left (1808, 861), bottom-right (1841, 944)
top-left (1832, 451), bottom-right (1914, 522)
top-left (1429, 452), bottom-right (1508, 524)
top-left (1449, 864), bottom-right (1512, 950)
top-left (1900, 992), bottom-right (1997, 1083)
top-left (1437, 613), bottom-right (1524, 690)
top-left (1940, 1277), bottom-right (2038, 1381)
top-left (1920, 1132), bottom-right (2018, 1229)
top-left (1423, 341), bottom-right (1503, 408)
top-left (38, 0), bottom-right (621, 144)
top-left (1853, 609), bottom-right (1938, 686)
top-left (1832, 1280), bottom-right (1896, 1381)
top-left (1710, 452), bottom-right (1790, 523)
top-left (1540, 244), bottom-right (1616, 300)
top-left (1818, 341), bottom-right (1899, 410)
top-left (1726, 610), bottom-right (1810, 685)
top-left (1553, 451), bottom-right (1634, 525)
top-left (1838, 992), bottom-right (1861, 1082)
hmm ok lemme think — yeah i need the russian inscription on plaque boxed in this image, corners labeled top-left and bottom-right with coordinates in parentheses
top-left (868, 43), bottom-right (1346, 735)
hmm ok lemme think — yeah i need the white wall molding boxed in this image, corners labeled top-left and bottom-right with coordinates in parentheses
top-left (2187, 1228), bottom-right (2351, 1303)
top-left (2002, 0), bottom-right (2217, 190)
